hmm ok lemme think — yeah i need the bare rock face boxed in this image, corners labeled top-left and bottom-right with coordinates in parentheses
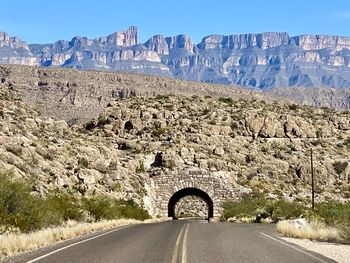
top-left (102, 26), bottom-right (139, 46)
top-left (165, 34), bottom-right (195, 53)
top-left (0, 31), bottom-right (30, 50)
top-left (290, 34), bottom-right (350, 51)
top-left (0, 32), bottom-right (39, 66)
top-left (199, 32), bottom-right (289, 50)
top-left (144, 35), bottom-right (169, 55)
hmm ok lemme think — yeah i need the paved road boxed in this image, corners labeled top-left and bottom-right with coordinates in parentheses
top-left (17, 220), bottom-right (335, 263)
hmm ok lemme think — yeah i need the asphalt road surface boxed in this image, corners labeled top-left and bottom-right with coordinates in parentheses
top-left (14, 220), bottom-right (336, 263)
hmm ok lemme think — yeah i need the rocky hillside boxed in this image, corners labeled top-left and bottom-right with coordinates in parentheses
top-left (2, 27), bottom-right (350, 90)
top-left (1, 83), bottom-right (349, 215)
top-left (0, 65), bottom-right (269, 124)
top-left (2, 64), bottom-right (350, 130)
top-left (0, 86), bottom-right (146, 203)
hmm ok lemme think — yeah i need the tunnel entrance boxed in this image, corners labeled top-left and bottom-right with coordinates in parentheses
top-left (168, 188), bottom-right (214, 220)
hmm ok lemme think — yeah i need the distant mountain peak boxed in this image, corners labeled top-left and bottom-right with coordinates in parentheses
top-left (1, 26), bottom-right (350, 89)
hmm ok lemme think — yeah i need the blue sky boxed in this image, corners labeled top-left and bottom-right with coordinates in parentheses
top-left (1, 0), bottom-right (350, 44)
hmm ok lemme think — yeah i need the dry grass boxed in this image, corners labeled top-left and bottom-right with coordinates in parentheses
top-left (0, 219), bottom-right (141, 260)
top-left (277, 220), bottom-right (342, 242)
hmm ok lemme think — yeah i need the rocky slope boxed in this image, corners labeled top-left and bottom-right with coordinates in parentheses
top-left (0, 65), bottom-right (269, 124)
top-left (2, 27), bottom-right (350, 91)
top-left (0, 82), bottom-right (349, 216)
top-left (2, 64), bottom-right (350, 130)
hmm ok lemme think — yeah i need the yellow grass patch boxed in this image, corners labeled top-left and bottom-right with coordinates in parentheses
top-left (277, 220), bottom-right (342, 242)
top-left (0, 219), bottom-right (140, 260)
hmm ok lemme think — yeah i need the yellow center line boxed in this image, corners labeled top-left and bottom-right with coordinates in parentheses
top-left (171, 224), bottom-right (186, 263)
top-left (181, 223), bottom-right (190, 263)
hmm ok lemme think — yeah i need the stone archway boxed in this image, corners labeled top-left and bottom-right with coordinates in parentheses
top-left (143, 171), bottom-right (237, 220)
top-left (168, 187), bottom-right (214, 220)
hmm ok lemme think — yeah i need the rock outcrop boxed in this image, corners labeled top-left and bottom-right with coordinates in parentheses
top-left (0, 32), bottom-right (39, 66)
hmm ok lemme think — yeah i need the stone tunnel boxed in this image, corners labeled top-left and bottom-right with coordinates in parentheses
top-left (143, 170), bottom-right (238, 220)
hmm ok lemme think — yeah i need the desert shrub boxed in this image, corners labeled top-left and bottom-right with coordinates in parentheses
top-left (83, 196), bottom-right (114, 221)
top-left (84, 119), bottom-right (97, 130)
top-left (343, 137), bottom-right (350, 149)
top-left (155, 95), bottom-right (169, 100)
top-left (270, 200), bottom-right (305, 220)
top-left (83, 196), bottom-right (150, 221)
top-left (245, 154), bottom-right (256, 163)
top-left (114, 199), bottom-right (150, 220)
top-left (288, 104), bottom-right (299, 111)
top-left (218, 97), bottom-right (233, 105)
top-left (0, 172), bottom-right (150, 233)
top-left (78, 157), bottom-right (89, 168)
top-left (202, 108), bottom-right (210, 115)
top-left (5, 146), bottom-right (22, 156)
top-left (222, 194), bottom-right (305, 222)
top-left (45, 191), bottom-right (83, 224)
top-left (333, 161), bottom-right (348, 175)
top-left (151, 128), bottom-right (166, 137)
top-left (0, 172), bottom-right (46, 232)
top-left (135, 160), bottom-right (146, 173)
top-left (222, 193), bottom-right (268, 220)
top-left (313, 201), bottom-right (350, 226)
top-left (230, 121), bottom-right (239, 131)
top-left (97, 115), bottom-right (108, 126)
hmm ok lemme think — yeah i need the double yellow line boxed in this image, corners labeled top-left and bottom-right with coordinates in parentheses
top-left (171, 223), bottom-right (190, 263)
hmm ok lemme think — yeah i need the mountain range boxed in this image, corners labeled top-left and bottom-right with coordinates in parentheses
top-left (1, 26), bottom-right (350, 90)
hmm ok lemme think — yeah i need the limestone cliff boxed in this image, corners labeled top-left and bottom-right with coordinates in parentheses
top-left (3, 27), bottom-right (350, 93)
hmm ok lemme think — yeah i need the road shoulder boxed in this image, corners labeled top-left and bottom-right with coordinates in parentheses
top-left (281, 237), bottom-right (350, 263)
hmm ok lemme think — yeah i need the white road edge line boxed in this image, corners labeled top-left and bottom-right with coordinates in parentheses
top-left (26, 224), bottom-right (135, 263)
top-left (171, 224), bottom-right (186, 263)
top-left (181, 223), bottom-right (190, 263)
top-left (260, 232), bottom-right (331, 263)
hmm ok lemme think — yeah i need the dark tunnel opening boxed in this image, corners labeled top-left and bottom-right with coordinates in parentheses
top-left (168, 188), bottom-right (213, 220)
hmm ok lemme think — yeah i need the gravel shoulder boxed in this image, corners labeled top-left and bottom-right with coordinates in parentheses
top-left (282, 237), bottom-right (350, 263)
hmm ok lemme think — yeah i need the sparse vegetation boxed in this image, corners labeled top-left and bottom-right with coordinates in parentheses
top-left (223, 193), bottom-right (350, 242)
top-left (222, 194), bottom-right (305, 223)
top-left (0, 219), bottom-right (141, 260)
top-left (0, 172), bottom-right (150, 234)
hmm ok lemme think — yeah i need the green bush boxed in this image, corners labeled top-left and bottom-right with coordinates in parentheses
top-left (0, 172), bottom-right (46, 232)
top-left (222, 193), bottom-right (268, 220)
top-left (223, 194), bottom-right (349, 240)
top-left (312, 201), bottom-right (350, 241)
top-left (83, 196), bottom-right (150, 221)
top-left (222, 194), bottom-right (305, 222)
top-left (115, 199), bottom-right (150, 221)
top-left (218, 97), bottom-right (233, 105)
top-left (270, 200), bottom-right (305, 220)
top-left (83, 196), bottom-right (114, 221)
top-left (0, 172), bottom-right (150, 233)
top-left (314, 201), bottom-right (350, 226)
top-left (45, 191), bottom-right (83, 224)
